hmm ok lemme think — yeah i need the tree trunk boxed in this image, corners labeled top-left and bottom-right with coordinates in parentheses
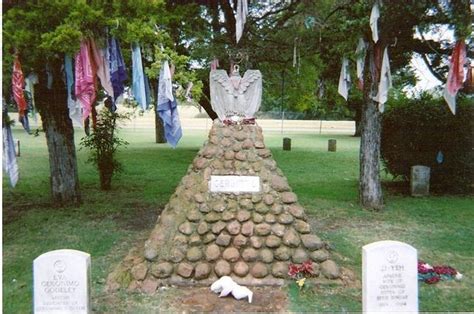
top-left (155, 110), bottom-right (166, 143)
top-left (36, 60), bottom-right (81, 206)
top-left (99, 165), bottom-right (113, 191)
top-left (353, 106), bottom-right (362, 137)
top-left (359, 42), bottom-right (384, 210)
top-left (200, 81), bottom-right (218, 120)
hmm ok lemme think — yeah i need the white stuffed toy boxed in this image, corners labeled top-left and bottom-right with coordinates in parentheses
top-left (210, 276), bottom-right (253, 303)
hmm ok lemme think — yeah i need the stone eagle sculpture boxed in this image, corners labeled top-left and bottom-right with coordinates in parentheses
top-left (209, 65), bottom-right (262, 122)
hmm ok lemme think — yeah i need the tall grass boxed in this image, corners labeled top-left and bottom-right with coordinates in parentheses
top-left (3, 125), bottom-right (473, 312)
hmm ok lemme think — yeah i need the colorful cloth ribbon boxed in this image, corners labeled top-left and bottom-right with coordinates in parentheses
top-left (90, 39), bottom-right (114, 98)
top-left (132, 43), bottom-right (147, 111)
top-left (372, 47), bottom-right (392, 112)
top-left (370, 2), bottom-right (380, 43)
top-left (108, 37), bottom-right (127, 110)
top-left (24, 72), bottom-right (38, 121)
top-left (75, 40), bottom-right (97, 121)
top-left (12, 55), bottom-right (27, 118)
top-left (157, 60), bottom-right (182, 148)
top-left (443, 40), bottom-right (467, 115)
top-left (3, 105), bottom-right (19, 187)
top-left (338, 57), bottom-right (351, 101)
top-left (235, 0), bottom-right (248, 43)
top-left (65, 55), bottom-right (83, 126)
top-left (356, 38), bottom-right (367, 90)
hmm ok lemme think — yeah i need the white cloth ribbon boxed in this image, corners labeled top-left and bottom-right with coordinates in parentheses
top-left (157, 60), bottom-right (174, 105)
top-left (372, 47), bottom-right (392, 112)
top-left (235, 0), bottom-right (248, 43)
top-left (338, 57), bottom-right (351, 101)
top-left (443, 41), bottom-right (467, 115)
top-left (370, 2), bottom-right (380, 43)
top-left (3, 122), bottom-right (19, 187)
top-left (356, 38), bottom-right (367, 85)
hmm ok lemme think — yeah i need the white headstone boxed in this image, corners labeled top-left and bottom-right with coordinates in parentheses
top-left (410, 165), bottom-right (430, 196)
top-left (362, 241), bottom-right (418, 313)
top-left (33, 249), bottom-right (91, 314)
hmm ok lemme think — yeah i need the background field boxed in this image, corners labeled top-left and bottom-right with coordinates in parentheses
top-left (3, 124), bottom-right (473, 312)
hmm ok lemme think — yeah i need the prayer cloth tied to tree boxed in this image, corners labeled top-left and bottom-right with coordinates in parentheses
top-left (132, 43), bottom-right (148, 111)
top-left (75, 40), bottom-right (97, 122)
top-left (443, 40), bottom-right (467, 115)
top-left (12, 55), bottom-right (31, 132)
top-left (157, 60), bottom-right (182, 148)
top-left (2, 102), bottom-right (19, 188)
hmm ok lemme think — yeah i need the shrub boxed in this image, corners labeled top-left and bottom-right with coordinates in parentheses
top-left (80, 105), bottom-right (130, 190)
top-left (381, 93), bottom-right (473, 194)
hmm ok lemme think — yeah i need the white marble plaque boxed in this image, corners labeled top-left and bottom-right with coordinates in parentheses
top-left (363, 241), bottom-right (418, 313)
top-left (209, 175), bottom-right (260, 193)
top-left (33, 249), bottom-right (91, 314)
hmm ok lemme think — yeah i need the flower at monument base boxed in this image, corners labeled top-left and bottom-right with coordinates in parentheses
top-left (288, 260), bottom-right (316, 290)
top-left (299, 260), bottom-right (315, 275)
top-left (417, 261), bottom-right (433, 274)
top-left (425, 275), bottom-right (440, 284)
top-left (296, 277), bottom-right (306, 289)
top-left (433, 265), bottom-right (457, 276)
top-left (288, 260), bottom-right (315, 279)
top-left (288, 264), bottom-right (300, 278)
top-left (417, 259), bottom-right (462, 284)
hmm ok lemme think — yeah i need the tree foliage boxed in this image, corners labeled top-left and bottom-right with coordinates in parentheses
top-left (3, 0), bottom-right (471, 207)
top-left (163, 0), bottom-right (471, 118)
top-left (2, 0), bottom-right (203, 105)
top-left (381, 93), bottom-right (473, 194)
top-left (2, 0), bottom-right (203, 203)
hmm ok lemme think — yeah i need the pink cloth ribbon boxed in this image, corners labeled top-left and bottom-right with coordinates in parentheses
top-left (75, 40), bottom-right (97, 121)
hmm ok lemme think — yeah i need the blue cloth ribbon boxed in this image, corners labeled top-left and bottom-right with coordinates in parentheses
top-left (108, 37), bottom-right (127, 111)
top-left (157, 97), bottom-right (182, 148)
top-left (131, 43), bottom-right (147, 111)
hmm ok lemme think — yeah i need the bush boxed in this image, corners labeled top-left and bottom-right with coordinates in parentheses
top-left (381, 93), bottom-right (473, 194)
top-left (80, 106), bottom-right (130, 190)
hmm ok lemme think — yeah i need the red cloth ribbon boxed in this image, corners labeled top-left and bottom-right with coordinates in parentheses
top-left (12, 55), bottom-right (27, 118)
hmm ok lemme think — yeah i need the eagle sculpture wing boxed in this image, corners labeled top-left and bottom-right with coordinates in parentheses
top-left (210, 70), bottom-right (233, 121)
top-left (210, 69), bottom-right (262, 121)
top-left (240, 70), bottom-right (262, 118)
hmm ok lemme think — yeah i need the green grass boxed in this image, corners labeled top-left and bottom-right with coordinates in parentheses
top-left (3, 126), bottom-right (474, 313)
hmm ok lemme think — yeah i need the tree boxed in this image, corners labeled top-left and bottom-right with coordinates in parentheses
top-left (167, 0), bottom-right (357, 120)
top-left (2, 0), bottom-right (195, 204)
top-left (333, 0), bottom-right (472, 209)
top-left (165, 0), bottom-right (471, 210)
top-left (3, 1), bottom-right (87, 206)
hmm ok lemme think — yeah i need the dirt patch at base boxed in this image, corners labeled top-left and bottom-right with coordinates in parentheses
top-left (160, 286), bottom-right (288, 313)
top-left (96, 285), bottom-right (288, 313)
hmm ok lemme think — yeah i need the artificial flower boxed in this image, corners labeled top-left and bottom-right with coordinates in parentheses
top-left (425, 275), bottom-right (440, 284)
top-left (433, 265), bottom-right (457, 276)
top-left (299, 260), bottom-right (315, 275)
top-left (418, 260), bottom-right (462, 284)
top-left (288, 264), bottom-right (300, 278)
top-left (296, 277), bottom-right (306, 289)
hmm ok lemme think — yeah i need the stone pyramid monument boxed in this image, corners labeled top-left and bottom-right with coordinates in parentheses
top-left (107, 67), bottom-right (341, 293)
top-left (107, 121), bottom-right (341, 293)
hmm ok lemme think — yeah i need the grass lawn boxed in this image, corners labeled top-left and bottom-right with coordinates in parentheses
top-left (3, 125), bottom-right (473, 313)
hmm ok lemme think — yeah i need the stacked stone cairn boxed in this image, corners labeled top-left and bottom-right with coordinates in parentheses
top-left (107, 121), bottom-right (341, 293)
